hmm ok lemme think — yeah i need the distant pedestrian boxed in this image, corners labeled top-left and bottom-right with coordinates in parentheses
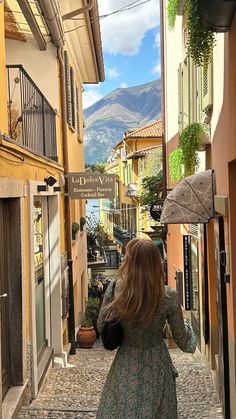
top-left (97, 238), bottom-right (196, 419)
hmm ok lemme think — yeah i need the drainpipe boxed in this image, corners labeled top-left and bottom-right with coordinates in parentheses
top-left (160, 0), bottom-right (167, 199)
top-left (40, 0), bottom-right (100, 355)
top-left (58, 47), bottom-right (76, 355)
top-left (160, 0), bottom-right (168, 282)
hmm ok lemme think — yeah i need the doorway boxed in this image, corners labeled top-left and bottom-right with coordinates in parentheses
top-left (34, 198), bottom-right (47, 362)
top-left (216, 216), bottom-right (230, 419)
top-left (0, 200), bottom-right (10, 399)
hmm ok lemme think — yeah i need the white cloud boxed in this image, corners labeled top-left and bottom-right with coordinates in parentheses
top-left (98, 0), bottom-right (159, 55)
top-left (154, 31), bottom-right (160, 49)
top-left (119, 82), bottom-right (128, 88)
top-left (107, 66), bottom-right (121, 79)
top-left (83, 86), bottom-right (103, 109)
top-left (151, 61), bottom-right (161, 75)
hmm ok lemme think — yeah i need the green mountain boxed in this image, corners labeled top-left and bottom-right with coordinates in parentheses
top-left (84, 79), bottom-right (161, 163)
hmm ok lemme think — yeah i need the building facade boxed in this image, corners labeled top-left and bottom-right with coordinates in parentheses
top-left (101, 120), bottom-right (164, 256)
top-left (0, 0), bottom-right (104, 416)
top-left (161, 1), bottom-right (236, 417)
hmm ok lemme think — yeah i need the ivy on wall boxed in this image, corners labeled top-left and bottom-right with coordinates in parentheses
top-left (138, 147), bottom-right (163, 206)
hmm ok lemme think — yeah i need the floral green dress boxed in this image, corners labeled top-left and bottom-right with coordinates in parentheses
top-left (97, 282), bottom-right (196, 419)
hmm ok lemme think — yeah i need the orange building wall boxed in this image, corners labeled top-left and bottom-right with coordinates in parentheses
top-left (167, 224), bottom-right (183, 289)
top-left (210, 22), bottom-right (236, 341)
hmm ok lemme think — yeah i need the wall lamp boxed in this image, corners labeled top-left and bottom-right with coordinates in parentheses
top-left (44, 176), bottom-right (57, 187)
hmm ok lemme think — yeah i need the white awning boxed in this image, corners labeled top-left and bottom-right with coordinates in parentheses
top-left (160, 170), bottom-right (214, 224)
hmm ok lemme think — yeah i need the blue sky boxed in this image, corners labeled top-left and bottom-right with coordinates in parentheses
top-left (83, 0), bottom-right (160, 109)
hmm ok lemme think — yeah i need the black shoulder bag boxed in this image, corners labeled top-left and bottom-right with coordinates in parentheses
top-left (101, 281), bottom-right (123, 350)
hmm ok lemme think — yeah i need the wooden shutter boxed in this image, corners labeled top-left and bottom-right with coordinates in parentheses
top-left (192, 62), bottom-right (198, 123)
top-left (178, 63), bottom-right (183, 131)
top-left (64, 51), bottom-right (72, 125)
top-left (201, 63), bottom-right (213, 111)
top-left (75, 86), bottom-right (81, 139)
top-left (182, 57), bottom-right (190, 128)
top-left (70, 67), bottom-right (76, 129)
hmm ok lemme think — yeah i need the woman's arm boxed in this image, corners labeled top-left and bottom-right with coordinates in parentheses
top-left (97, 280), bottom-right (116, 333)
top-left (167, 289), bottom-right (196, 353)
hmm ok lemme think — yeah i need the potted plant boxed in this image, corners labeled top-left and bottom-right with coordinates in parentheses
top-left (186, 0), bottom-right (216, 69)
top-left (85, 297), bottom-right (101, 338)
top-left (72, 221), bottom-right (80, 240)
top-left (76, 301), bottom-right (97, 348)
top-left (80, 216), bottom-right (86, 231)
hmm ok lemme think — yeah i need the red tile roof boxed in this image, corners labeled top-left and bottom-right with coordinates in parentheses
top-left (124, 119), bottom-right (162, 139)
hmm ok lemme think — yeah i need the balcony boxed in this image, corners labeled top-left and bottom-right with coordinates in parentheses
top-left (6, 65), bottom-right (57, 161)
top-left (126, 183), bottom-right (139, 198)
top-left (113, 224), bottom-right (131, 245)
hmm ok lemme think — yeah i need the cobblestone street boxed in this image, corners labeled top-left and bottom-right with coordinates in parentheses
top-left (17, 341), bottom-right (224, 419)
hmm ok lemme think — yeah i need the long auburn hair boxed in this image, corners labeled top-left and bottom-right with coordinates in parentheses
top-left (109, 238), bottom-right (165, 325)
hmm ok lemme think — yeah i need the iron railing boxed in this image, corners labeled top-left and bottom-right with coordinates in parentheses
top-left (6, 65), bottom-right (57, 160)
top-left (113, 224), bottom-right (131, 245)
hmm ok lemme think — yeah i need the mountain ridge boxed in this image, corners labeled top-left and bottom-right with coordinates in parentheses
top-left (84, 79), bottom-right (161, 163)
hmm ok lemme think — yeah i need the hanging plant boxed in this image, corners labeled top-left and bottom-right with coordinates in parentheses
top-left (169, 123), bottom-right (206, 182)
top-left (169, 148), bottom-right (183, 182)
top-left (167, 0), bottom-right (216, 68)
top-left (167, 0), bottom-right (179, 29)
top-left (179, 122), bottom-right (205, 175)
top-left (72, 222), bottom-right (80, 240)
top-left (80, 216), bottom-right (86, 231)
top-left (186, 0), bottom-right (216, 68)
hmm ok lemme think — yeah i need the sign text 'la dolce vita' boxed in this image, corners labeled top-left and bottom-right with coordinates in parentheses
top-left (68, 172), bottom-right (116, 199)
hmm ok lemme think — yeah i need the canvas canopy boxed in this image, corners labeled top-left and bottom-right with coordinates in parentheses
top-left (160, 170), bottom-right (214, 224)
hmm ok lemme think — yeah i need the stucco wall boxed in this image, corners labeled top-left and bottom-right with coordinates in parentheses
top-left (0, 4), bottom-right (8, 133)
top-left (164, 3), bottom-right (183, 143)
top-left (6, 39), bottom-right (60, 111)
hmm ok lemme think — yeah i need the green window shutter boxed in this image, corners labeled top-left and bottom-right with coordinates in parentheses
top-left (70, 67), bottom-right (76, 129)
top-left (188, 58), bottom-right (198, 123)
top-left (201, 63), bottom-right (213, 111)
top-left (64, 51), bottom-right (72, 125)
top-left (182, 57), bottom-right (189, 128)
top-left (75, 87), bottom-right (80, 138)
top-left (197, 66), bottom-right (203, 120)
top-left (178, 63), bottom-right (183, 131)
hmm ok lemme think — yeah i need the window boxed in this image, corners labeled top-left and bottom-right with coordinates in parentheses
top-left (105, 250), bottom-right (119, 269)
top-left (64, 51), bottom-right (81, 135)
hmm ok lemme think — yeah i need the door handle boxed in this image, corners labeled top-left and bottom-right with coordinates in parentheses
top-left (0, 293), bottom-right (8, 299)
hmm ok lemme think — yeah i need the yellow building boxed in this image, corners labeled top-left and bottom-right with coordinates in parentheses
top-left (0, 0), bottom-right (104, 416)
top-left (101, 120), bottom-right (163, 255)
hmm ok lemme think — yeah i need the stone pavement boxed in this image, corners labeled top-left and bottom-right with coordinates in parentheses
top-left (17, 341), bottom-right (224, 419)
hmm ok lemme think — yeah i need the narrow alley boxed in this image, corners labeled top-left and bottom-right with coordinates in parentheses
top-left (17, 342), bottom-right (224, 419)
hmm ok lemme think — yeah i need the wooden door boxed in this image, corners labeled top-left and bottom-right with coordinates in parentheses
top-left (216, 217), bottom-right (230, 418)
top-left (0, 200), bottom-right (10, 399)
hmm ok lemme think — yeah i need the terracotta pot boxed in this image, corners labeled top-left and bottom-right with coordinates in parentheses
top-left (77, 326), bottom-right (96, 348)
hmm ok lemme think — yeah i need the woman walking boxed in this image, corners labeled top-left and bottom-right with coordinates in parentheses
top-left (97, 238), bottom-right (196, 419)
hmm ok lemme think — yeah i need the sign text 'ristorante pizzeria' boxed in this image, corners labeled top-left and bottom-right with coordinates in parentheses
top-left (68, 172), bottom-right (116, 199)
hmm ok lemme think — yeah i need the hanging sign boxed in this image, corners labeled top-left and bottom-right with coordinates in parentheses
top-left (68, 173), bottom-right (116, 199)
top-left (150, 200), bottom-right (164, 222)
top-left (183, 235), bottom-right (192, 310)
